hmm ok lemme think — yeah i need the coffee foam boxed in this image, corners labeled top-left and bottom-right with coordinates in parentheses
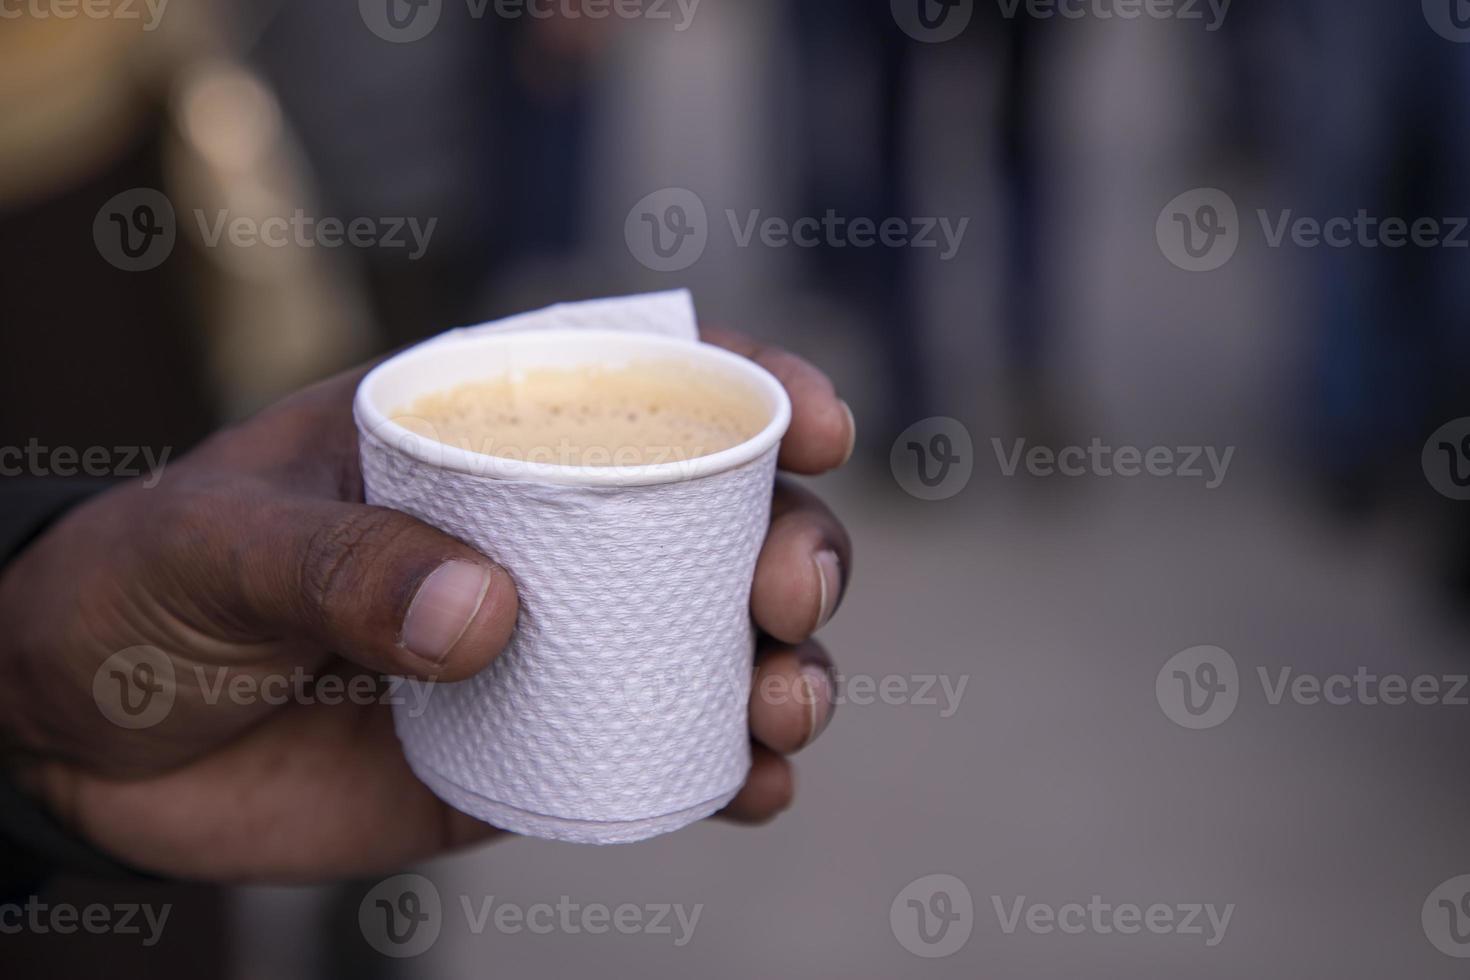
top-left (394, 360), bottom-right (769, 468)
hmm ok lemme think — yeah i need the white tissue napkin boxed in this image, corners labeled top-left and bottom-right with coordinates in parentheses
top-left (357, 291), bottom-right (775, 844)
top-left (431, 289), bottom-right (701, 345)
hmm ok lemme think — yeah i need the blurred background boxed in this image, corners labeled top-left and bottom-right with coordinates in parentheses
top-left (6, 0), bottom-right (1470, 976)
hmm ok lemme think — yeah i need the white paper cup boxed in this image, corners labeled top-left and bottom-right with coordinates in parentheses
top-left (355, 327), bottom-right (791, 844)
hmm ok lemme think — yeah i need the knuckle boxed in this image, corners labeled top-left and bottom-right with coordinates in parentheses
top-left (300, 507), bottom-right (407, 618)
top-left (147, 481), bottom-right (237, 565)
top-left (767, 770), bottom-right (796, 814)
top-left (133, 479), bottom-right (270, 636)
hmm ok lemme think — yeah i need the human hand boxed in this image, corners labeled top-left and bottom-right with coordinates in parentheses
top-left (0, 330), bottom-right (854, 883)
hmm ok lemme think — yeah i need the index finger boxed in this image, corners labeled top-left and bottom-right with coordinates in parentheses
top-left (701, 327), bottom-right (855, 475)
top-left (220, 356), bottom-right (396, 502)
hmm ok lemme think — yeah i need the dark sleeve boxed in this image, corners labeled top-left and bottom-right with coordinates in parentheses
top-left (0, 478), bottom-right (116, 566)
top-left (0, 479), bottom-right (156, 898)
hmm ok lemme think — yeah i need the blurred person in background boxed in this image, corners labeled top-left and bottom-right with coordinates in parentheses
top-left (1220, 2), bottom-right (1470, 600)
top-left (788, 0), bottom-right (1060, 447)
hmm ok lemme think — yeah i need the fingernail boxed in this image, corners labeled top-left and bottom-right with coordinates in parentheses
top-left (838, 400), bottom-right (856, 467)
top-left (798, 664), bottom-right (834, 748)
top-left (402, 561), bottom-right (491, 664)
top-left (813, 549), bottom-right (842, 632)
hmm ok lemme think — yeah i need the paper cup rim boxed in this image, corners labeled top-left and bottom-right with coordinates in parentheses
top-left (354, 328), bottom-right (792, 488)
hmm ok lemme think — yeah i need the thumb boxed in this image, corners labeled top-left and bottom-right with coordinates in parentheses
top-left (222, 496), bottom-right (518, 681)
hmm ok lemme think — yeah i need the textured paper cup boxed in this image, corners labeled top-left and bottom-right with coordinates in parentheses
top-left (355, 319), bottom-right (791, 844)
